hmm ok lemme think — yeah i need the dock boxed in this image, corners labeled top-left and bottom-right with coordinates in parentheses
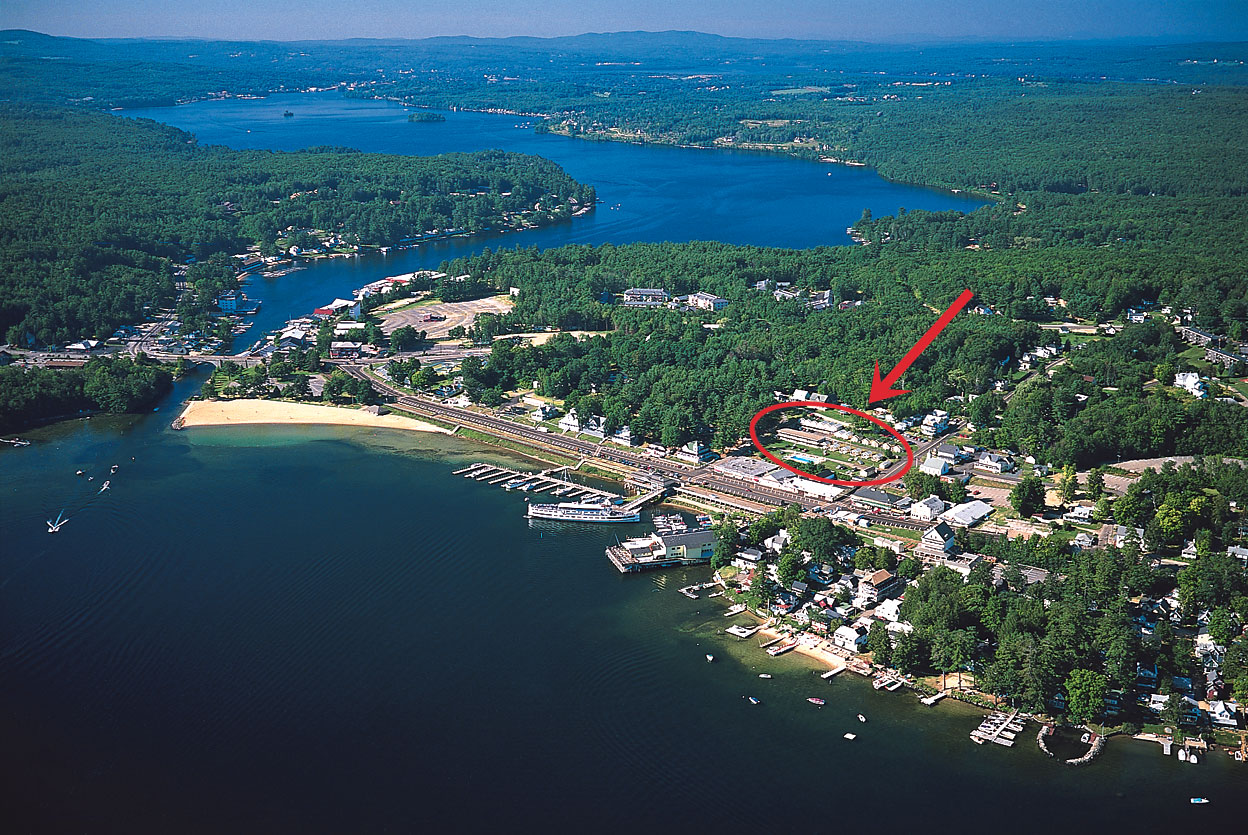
top-left (920, 692), bottom-right (946, 706)
top-left (726, 624), bottom-right (762, 639)
top-left (970, 710), bottom-right (1025, 747)
top-left (454, 463), bottom-right (621, 502)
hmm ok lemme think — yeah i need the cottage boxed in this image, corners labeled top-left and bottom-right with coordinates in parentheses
top-left (1063, 504), bottom-right (1095, 523)
top-left (1073, 532), bottom-right (1098, 551)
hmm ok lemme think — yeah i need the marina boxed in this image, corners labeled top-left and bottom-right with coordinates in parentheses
top-left (970, 710), bottom-right (1026, 747)
top-left (452, 462), bottom-right (621, 502)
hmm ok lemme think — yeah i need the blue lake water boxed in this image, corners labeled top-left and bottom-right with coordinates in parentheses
top-left (126, 92), bottom-right (988, 337)
top-left (0, 96), bottom-right (1240, 832)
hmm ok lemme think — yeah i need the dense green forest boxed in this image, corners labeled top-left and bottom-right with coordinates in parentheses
top-left (0, 106), bottom-right (593, 344)
top-left (0, 356), bottom-right (172, 433)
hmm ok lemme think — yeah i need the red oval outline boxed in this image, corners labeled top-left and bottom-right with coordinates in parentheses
top-left (748, 401), bottom-right (914, 487)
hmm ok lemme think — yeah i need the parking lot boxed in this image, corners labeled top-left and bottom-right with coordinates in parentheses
top-left (380, 295), bottom-right (514, 340)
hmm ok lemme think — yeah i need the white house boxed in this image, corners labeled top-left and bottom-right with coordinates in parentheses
top-left (975, 452), bottom-right (1015, 473)
top-left (1175, 371), bottom-right (1206, 398)
top-left (622, 288), bottom-right (669, 306)
top-left (920, 410), bottom-right (950, 437)
top-left (919, 456), bottom-right (949, 476)
top-left (910, 494), bottom-right (947, 522)
top-left (918, 521), bottom-right (957, 555)
top-left (688, 291), bottom-right (729, 311)
top-left (833, 624), bottom-right (868, 652)
top-left (874, 597), bottom-right (904, 623)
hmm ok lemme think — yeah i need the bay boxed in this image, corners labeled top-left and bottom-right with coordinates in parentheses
top-left (125, 92), bottom-right (988, 338)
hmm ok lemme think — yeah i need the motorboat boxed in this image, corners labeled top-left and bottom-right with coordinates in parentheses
top-left (705, 654), bottom-right (714, 663)
top-left (46, 510), bottom-right (68, 533)
top-left (1190, 798), bottom-right (1209, 804)
top-left (807, 698), bottom-right (825, 706)
top-left (1178, 748), bottom-right (1188, 762)
top-left (748, 697), bottom-right (760, 705)
top-left (758, 674), bottom-right (772, 679)
top-left (858, 714), bottom-right (867, 723)
top-left (843, 733), bottom-right (857, 740)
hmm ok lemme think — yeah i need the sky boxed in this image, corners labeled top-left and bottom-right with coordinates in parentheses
top-left (2, 0), bottom-right (1246, 43)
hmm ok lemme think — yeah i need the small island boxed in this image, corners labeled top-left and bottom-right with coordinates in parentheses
top-left (408, 112), bottom-right (447, 123)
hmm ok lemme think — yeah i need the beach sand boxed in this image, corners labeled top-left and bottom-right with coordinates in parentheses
top-left (178, 399), bottom-right (451, 434)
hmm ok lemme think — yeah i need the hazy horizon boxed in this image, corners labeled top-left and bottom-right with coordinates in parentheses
top-left (3, 0), bottom-right (1246, 45)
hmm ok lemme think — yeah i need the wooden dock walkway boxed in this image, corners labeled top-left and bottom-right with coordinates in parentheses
top-left (970, 709), bottom-right (1024, 747)
top-left (455, 463), bottom-right (621, 502)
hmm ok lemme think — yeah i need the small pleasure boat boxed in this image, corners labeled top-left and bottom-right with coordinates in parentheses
top-left (705, 654), bottom-right (714, 663)
top-left (807, 698), bottom-right (825, 706)
top-left (748, 697), bottom-right (760, 705)
top-left (858, 714), bottom-right (867, 723)
top-left (843, 733), bottom-right (857, 740)
top-left (758, 674), bottom-right (772, 679)
top-left (1190, 798), bottom-right (1209, 804)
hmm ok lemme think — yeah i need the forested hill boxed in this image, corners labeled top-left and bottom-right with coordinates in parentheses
top-left (0, 106), bottom-right (594, 345)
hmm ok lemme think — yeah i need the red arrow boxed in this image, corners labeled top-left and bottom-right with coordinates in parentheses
top-left (868, 288), bottom-right (976, 404)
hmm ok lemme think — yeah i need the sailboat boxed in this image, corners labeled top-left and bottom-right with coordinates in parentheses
top-left (47, 510), bottom-right (68, 533)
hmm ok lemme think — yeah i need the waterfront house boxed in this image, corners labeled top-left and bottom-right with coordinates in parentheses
top-left (732, 547), bottom-right (765, 572)
top-left (910, 494), bottom-right (947, 522)
top-left (1208, 700), bottom-right (1241, 729)
top-left (658, 530), bottom-right (716, 563)
top-left (833, 624), bottom-right (868, 652)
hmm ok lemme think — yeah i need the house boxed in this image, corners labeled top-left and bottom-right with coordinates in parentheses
top-left (1136, 662), bottom-right (1159, 690)
top-left (1114, 525), bottom-right (1145, 548)
top-left (932, 444), bottom-right (960, 464)
top-left (917, 521), bottom-right (957, 555)
top-left (622, 288), bottom-right (669, 307)
top-left (921, 551), bottom-right (982, 577)
top-left (910, 494), bottom-right (947, 522)
top-left (874, 597), bottom-right (904, 623)
top-left (1063, 504), bottom-right (1095, 523)
top-left (658, 529), bottom-right (716, 562)
top-left (975, 452), bottom-right (1015, 474)
top-left (558, 410), bottom-right (606, 439)
top-left (531, 404), bottom-right (559, 423)
top-left (1126, 309), bottom-right (1147, 324)
top-left (328, 341), bottom-right (363, 359)
top-left (762, 530), bottom-right (792, 554)
top-left (1144, 693), bottom-right (1202, 725)
top-left (1228, 545), bottom-right (1248, 564)
top-left (732, 547), bottom-right (765, 572)
top-left (1073, 532), bottom-right (1098, 551)
top-left (609, 426), bottom-right (641, 447)
top-left (920, 410), bottom-right (950, 437)
top-left (1208, 700), bottom-right (1241, 729)
top-left (919, 456), bottom-right (949, 477)
top-left (688, 291), bottom-right (729, 312)
top-left (833, 624), bottom-right (868, 652)
top-left (675, 440), bottom-right (716, 463)
top-left (940, 500), bottom-right (994, 528)
top-left (1174, 371), bottom-right (1206, 398)
top-left (856, 569), bottom-right (903, 605)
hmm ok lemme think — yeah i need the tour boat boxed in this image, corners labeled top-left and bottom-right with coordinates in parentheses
top-left (758, 674), bottom-right (772, 679)
top-left (858, 714), bottom-right (867, 723)
top-left (705, 654), bottom-right (714, 663)
top-left (807, 698), bottom-right (825, 706)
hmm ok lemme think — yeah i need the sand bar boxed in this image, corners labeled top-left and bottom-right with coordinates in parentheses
top-left (178, 399), bottom-right (450, 434)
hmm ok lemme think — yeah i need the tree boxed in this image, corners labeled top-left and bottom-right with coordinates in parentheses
top-left (932, 628), bottom-right (975, 690)
top-left (1086, 467), bottom-right (1107, 501)
top-left (285, 374), bottom-right (310, 400)
top-left (1060, 462), bottom-right (1079, 504)
top-left (711, 520), bottom-right (737, 570)
top-left (944, 479), bottom-right (969, 504)
top-left (867, 621), bottom-right (892, 668)
top-left (775, 550), bottom-right (803, 588)
top-left (1207, 607), bottom-right (1238, 647)
top-left (1064, 668), bottom-right (1107, 725)
top-left (892, 631), bottom-right (926, 674)
top-left (391, 325), bottom-right (421, 351)
top-left (1010, 475), bottom-right (1046, 518)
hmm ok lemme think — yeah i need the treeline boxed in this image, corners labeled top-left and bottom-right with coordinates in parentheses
top-left (0, 105), bottom-right (594, 345)
top-left (0, 356), bottom-right (172, 433)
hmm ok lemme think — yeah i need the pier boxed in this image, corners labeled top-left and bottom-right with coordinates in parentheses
top-left (970, 710), bottom-right (1025, 747)
top-left (453, 463), bottom-right (621, 502)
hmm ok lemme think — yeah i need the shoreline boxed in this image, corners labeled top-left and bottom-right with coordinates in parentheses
top-left (176, 398), bottom-right (451, 434)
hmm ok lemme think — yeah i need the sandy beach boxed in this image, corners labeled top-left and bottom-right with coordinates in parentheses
top-left (177, 399), bottom-right (451, 434)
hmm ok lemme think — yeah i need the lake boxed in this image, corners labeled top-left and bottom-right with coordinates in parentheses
top-left (0, 96), bottom-right (1241, 832)
top-left (126, 92), bottom-right (988, 338)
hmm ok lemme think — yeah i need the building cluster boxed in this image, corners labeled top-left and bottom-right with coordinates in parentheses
top-left (1178, 325), bottom-right (1248, 369)
top-left (620, 288), bottom-right (729, 312)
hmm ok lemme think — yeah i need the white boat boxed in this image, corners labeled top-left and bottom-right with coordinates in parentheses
top-left (807, 698), bottom-right (825, 706)
top-left (758, 674), bottom-right (772, 679)
top-left (1080, 732), bottom-right (1091, 743)
top-left (1178, 748), bottom-right (1188, 762)
top-left (46, 510), bottom-right (68, 533)
top-left (76, 470), bottom-right (84, 476)
top-left (98, 480), bottom-right (110, 493)
top-left (843, 733), bottom-right (857, 740)
top-left (857, 714), bottom-right (867, 723)
top-left (1188, 753), bottom-right (1198, 765)
top-left (705, 654), bottom-right (714, 663)
top-left (527, 502), bottom-right (640, 523)
top-left (1190, 798), bottom-right (1209, 804)
top-left (748, 697), bottom-right (760, 705)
